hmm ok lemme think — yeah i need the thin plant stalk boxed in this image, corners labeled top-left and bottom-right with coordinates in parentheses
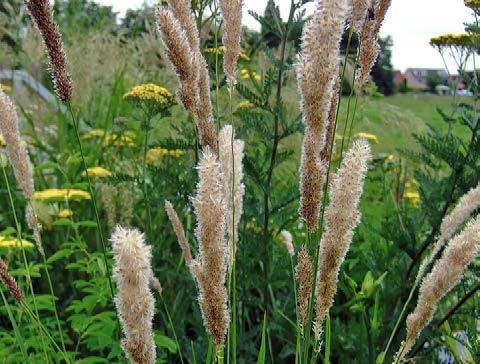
top-left (262, 0), bottom-right (296, 311)
top-left (67, 103), bottom-right (115, 300)
top-left (338, 37), bottom-right (361, 161)
top-left (346, 93), bottom-right (360, 147)
top-left (142, 116), bottom-right (154, 239)
top-left (324, 313), bottom-right (331, 364)
top-left (378, 279), bottom-right (418, 364)
top-left (0, 288), bottom-right (28, 361)
top-left (159, 294), bottom-right (185, 364)
top-left (21, 301), bottom-right (70, 363)
top-left (38, 238), bottom-right (67, 353)
top-left (1, 164), bottom-right (50, 361)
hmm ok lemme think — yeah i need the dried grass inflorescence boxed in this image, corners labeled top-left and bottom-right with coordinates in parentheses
top-left (280, 230), bottom-right (295, 257)
top-left (416, 185), bottom-right (480, 282)
top-left (165, 200), bottom-right (193, 268)
top-left (219, 0), bottom-right (244, 91)
top-left (297, 0), bottom-right (348, 230)
top-left (155, 3), bottom-right (217, 151)
top-left (0, 89), bottom-right (43, 255)
top-left (356, 0), bottom-right (391, 89)
top-left (0, 258), bottom-right (24, 303)
top-left (314, 140), bottom-right (371, 339)
top-left (218, 125), bottom-right (245, 268)
top-left (189, 148), bottom-right (229, 345)
top-left (111, 226), bottom-right (156, 364)
top-left (295, 246), bottom-right (312, 327)
top-left (348, 0), bottom-right (373, 33)
top-left (25, 0), bottom-right (73, 102)
top-left (395, 216), bottom-right (480, 362)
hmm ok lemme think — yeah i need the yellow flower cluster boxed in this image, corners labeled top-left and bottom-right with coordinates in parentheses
top-left (34, 189), bottom-right (91, 202)
top-left (83, 129), bottom-right (135, 148)
top-left (0, 236), bottom-right (34, 249)
top-left (465, 0), bottom-right (480, 10)
top-left (124, 84), bottom-right (176, 114)
top-left (404, 178), bottom-right (420, 206)
top-left (235, 100), bottom-right (256, 112)
top-left (82, 129), bottom-right (105, 139)
top-left (354, 132), bottom-right (379, 144)
top-left (203, 46), bottom-right (250, 61)
top-left (81, 167), bottom-right (112, 178)
top-left (430, 33), bottom-right (475, 48)
top-left (58, 209), bottom-right (73, 218)
top-left (147, 147), bottom-right (184, 165)
top-left (240, 69), bottom-right (261, 81)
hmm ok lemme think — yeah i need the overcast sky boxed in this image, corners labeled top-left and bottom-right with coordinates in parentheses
top-left (96, 0), bottom-right (474, 72)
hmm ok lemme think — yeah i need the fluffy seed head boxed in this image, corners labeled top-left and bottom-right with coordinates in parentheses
top-left (416, 185), bottom-right (480, 282)
top-left (299, 128), bottom-right (328, 230)
top-left (297, 0), bottom-right (348, 230)
top-left (111, 226), bottom-right (156, 364)
top-left (0, 258), bottom-right (24, 303)
top-left (280, 230), bottom-right (295, 257)
top-left (165, 200), bottom-right (193, 267)
top-left (348, 0), bottom-right (372, 33)
top-left (0, 90), bottom-right (43, 255)
top-left (219, 0), bottom-right (244, 90)
top-left (295, 246), bottom-right (312, 327)
top-left (314, 140), bottom-right (371, 339)
top-left (191, 148), bottom-right (229, 345)
top-left (218, 125), bottom-right (245, 268)
top-left (355, 0), bottom-right (391, 89)
top-left (396, 216), bottom-right (480, 362)
top-left (25, 0), bottom-right (73, 102)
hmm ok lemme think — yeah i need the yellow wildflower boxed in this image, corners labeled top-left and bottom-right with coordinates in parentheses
top-left (405, 179), bottom-right (419, 190)
top-left (240, 69), bottom-right (261, 81)
top-left (58, 209), bottom-right (73, 218)
top-left (430, 33), bottom-right (475, 49)
top-left (124, 84), bottom-right (176, 114)
top-left (81, 167), bottom-right (112, 178)
top-left (147, 147), bottom-right (184, 165)
top-left (104, 133), bottom-right (135, 148)
top-left (354, 132), bottom-right (379, 144)
top-left (0, 134), bottom-right (5, 147)
top-left (465, 0), bottom-right (480, 10)
top-left (235, 101), bottom-right (255, 112)
top-left (34, 189), bottom-right (91, 202)
top-left (203, 46), bottom-right (250, 61)
top-left (404, 191), bottom-right (420, 206)
top-left (82, 129), bottom-right (105, 139)
top-left (386, 154), bottom-right (395, 161)
top-left (0, 236), bottom-right (34, 249)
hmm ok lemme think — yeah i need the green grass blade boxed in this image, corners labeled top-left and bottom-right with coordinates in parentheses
top-left (257, 312), bottom-right (267, 364)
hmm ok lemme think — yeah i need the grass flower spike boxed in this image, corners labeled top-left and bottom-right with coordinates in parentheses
top-left (295, 246), bottom-right (312, 327)
top-left (416, 185), bottom-right (480, 282)
top-left (395, 216), bottom-right (480, 362)
top-left (349, 0), bottom-right (373, 33)
top-left (111, 226), bottom-right (156, 364)
top-left (25, 0), bottom-right (73, 102)
top-left (0, 89), bottom-right (43, 255)
top-left (280, 230), bottom-right (295, 257)
top-left (218, 125), bottom-right (245, 268)
top-left (314, 140), bottom-right (371, 339)
top-left (156, 4), bottom-right (217, 151)
top-left (297, 0), bottom-right (348, 230)
top-left (0, 258), bottom-right (24, 303)
top-left (356, 0), bottom-right (391, 89)
top-left (219, 0), bottom-right (244, 91)
top-left (165, 201), bottom-right (193, 268)
top-left (190, 148), bottom-right (229, 345)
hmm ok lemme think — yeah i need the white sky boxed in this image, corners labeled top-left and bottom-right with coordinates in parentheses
top-left (96, 0), bottom-right (474, 72)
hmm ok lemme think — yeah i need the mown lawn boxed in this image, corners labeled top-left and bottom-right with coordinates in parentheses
top-left (339, 93), bottom-right (469, 155)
